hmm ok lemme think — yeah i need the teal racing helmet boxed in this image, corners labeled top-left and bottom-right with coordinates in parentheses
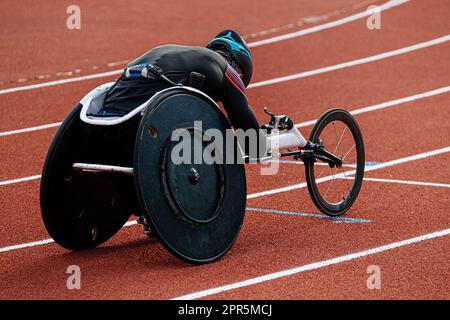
top-left (207, 29), bottom-right (253, 87)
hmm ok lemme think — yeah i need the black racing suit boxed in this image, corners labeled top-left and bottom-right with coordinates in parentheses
top-left (102, 45), bottom-right (260, 133)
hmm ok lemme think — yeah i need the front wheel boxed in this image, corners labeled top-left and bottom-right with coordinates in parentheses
top-left (305, 109), bottom-right (365, 216)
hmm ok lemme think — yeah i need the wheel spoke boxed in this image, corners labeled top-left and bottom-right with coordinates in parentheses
top-left (333, 125), bottom-right (347, 155)
top-left (342, 143), bottom-right (356, 161)
top-left (339, 166), bottom-right (352, 195)
top-left (324, 169), bottom-right (336, 200)
top-left (316, 164), bottom-right (328, 180)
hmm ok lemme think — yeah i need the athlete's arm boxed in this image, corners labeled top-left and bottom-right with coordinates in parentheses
top-left (221, 64), bottom-right (266, 158)
top-left (221, 64), bottom-right (260, 131)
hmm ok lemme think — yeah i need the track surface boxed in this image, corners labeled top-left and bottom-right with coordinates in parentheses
top-left (0, 0), bottom-right (449, 299)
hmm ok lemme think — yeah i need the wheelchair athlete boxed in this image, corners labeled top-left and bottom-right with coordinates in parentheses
top-left (102, 30), bottom-right (259, 132)
top-left (101, 29), bottom-right (291, 236)
top-left (102, 29), bottom-right (293, 151)
top-left (87, 29), bottom-right (297, 237)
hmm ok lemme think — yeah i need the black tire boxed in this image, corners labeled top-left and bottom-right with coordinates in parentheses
top-left (305, 109), bottom-right (365, 216)
top-left (40, 104), bottom-right (136, 250)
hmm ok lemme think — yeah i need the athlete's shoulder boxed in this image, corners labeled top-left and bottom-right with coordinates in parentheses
top-left (149, 44), bottom-right (211, 53)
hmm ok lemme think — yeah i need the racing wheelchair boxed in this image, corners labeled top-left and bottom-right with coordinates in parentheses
top-left (40, 78), bottom-right (365, 264)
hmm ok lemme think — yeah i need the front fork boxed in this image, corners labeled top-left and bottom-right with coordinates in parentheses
top-left (300, 140), bottom-right (343, 168)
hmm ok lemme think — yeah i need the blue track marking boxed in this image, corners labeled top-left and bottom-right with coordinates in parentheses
top-left (246, 207), bottom-right (371, 224)
top-left (347, 161), bottom-right (384, 167)
top-left (273, 160), bottom-right (384, 167)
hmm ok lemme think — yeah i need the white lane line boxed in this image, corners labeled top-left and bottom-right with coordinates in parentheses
top-left (0, 0), bottom-right (387, 88)
top-left (0, 220), bottom-right (138, 253)
top-left (0, 70), bottom-right (122, 95)
top-left (2, 82), bottom-right (449, 138)
top-left (0, 122), bottom-right (62, 137)
top-left (364, 146), bottom-right (450, 172)
top-left (338, 176), bottom-right (450, 188)
top-left (245, 0), bottom-right (382, 40)
top-left (0, 175), bottom-right (41, 186)
top-left (0, 0), bottom-right (408, 96)
top-left (0, 205), bottom-right (369, 253)
top-left (1, 35), bottom-right (449, 138)
top-left (297, 86), bottom-right (450, 128)
top-left (247, 0), bottom-right (409, 47)
top-left (0, 238), bottom-right (55, 253)
top-left (249, 35), bottom-right (450, 89)
top-left (172, 227), bottom-right (450, 300)
top-left (1, 85), bottom-right (449, 186)
top-left (248, 146), bottom-right (450, 199)
top-left (0, 146), bottom-right (447, 254)
top-left (270, 159), bottom-right (361, 167)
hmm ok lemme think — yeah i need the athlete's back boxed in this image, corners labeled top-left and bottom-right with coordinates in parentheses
top-left (103, 45), bottom-right (228, 115)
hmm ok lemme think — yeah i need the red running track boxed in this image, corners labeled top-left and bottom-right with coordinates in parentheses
top-left (0, 0), bottom-right (449, 299)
